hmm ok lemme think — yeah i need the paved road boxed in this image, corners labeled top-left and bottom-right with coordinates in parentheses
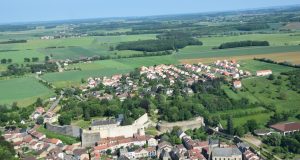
top-left (56, 62), bottom-right (63, 72)
top-left (47, 92), bottom-right (64, 113)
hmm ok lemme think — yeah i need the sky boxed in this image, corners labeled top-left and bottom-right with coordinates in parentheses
top-left (1, 0), bottom-right (300, 24)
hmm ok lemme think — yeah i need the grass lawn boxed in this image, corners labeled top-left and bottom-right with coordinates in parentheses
top-left (221, 112), bottom-right (273, 129)
top-left (36, 125), bottom-right (79, 145)
top-left (0, 76), bottom-right (54, 107)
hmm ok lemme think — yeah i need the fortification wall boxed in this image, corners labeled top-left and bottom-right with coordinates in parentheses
top-left (157, 116), bottom-right (205, 133)
top-left (81, 130), bottom-right (101, 147)
top-left (45, 123), bottom-right (81, 138)
top-left (81, 113), bottom-right (149, 147)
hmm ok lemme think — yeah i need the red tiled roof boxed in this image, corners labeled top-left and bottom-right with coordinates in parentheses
top-left (270, 122), bottom-right (300, 132)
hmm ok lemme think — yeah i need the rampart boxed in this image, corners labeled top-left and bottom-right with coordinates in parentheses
top-left (156, 116), bottom-right (205, 133)
top-left (45, 123), bottom-right (81, 138)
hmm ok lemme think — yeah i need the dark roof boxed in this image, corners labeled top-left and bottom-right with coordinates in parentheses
top-left (270, 122), bottom-right (300, 132)
top-left (212, 147), bottom-right (242, 157)
top-left (91, 119), bottom-right (117, 126)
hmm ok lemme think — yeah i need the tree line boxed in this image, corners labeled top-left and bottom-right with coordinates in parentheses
top-left (254, 58), bottom-right (300, 68)
top-left (235, 23), bottom-right (270, 31)
top-left (116, 31), bottom-right (202, 52)
top-left (216, 40), bottom-right (269, 49)
top-left (0, 62), bottom-right (58, 77)
top-left (0, 39), bottom-right (27, 44)
top-left (263, 132), bottom-right (300, 154)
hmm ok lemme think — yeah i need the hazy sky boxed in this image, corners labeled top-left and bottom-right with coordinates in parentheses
top-left (1, 0), bottom-right (300, 23)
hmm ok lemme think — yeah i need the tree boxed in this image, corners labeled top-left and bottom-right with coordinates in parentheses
top-left (279, 92), bottom-right (287, 100)
top-left (45, 56), bottom-right (50, 62)
top-left (36, 116), bottom-right (44, 125)
top-left (0, 59), bottom-right (7, 64)
top-left (58, 113), bottom-right (71, 125)
top-left (263, 133), bottom-right (281, 146)
top-left (35, 98), bottom-right (43, 107)
top-left (227, 116), bottom-right (234, 135)
top-left (24, 58), bottom-right (30, 62)
top-left (245, 119), bottom-right (258, 133)
top-left (268, 74), bottom-right (275, 80)
top-left (235, 126), bottom-right (245, 137)
top-left (32, 57), bottom-right (39, 62)
top-left (7, 59), bottom-right (12, 63)
top-left (83, 108), bottom-right (91, 121)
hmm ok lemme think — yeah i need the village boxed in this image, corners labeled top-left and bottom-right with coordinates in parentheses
top-left (84, 59), bottom-right (271, 101)
top-left (2, 59), bottom-right (300, 160)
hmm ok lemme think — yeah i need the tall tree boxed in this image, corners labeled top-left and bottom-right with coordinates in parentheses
top-left (227, 115), bottom-right (234, 135)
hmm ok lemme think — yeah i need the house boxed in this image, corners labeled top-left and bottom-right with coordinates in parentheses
top-left (134, 148), bottom-right (150, 158)
top-left (187, 149), bottom-right (206, 160)
top-left (48, 138), bottom-right (63, 145)
top-left (170, 145), bottom-right (187, 160)
top-left (32, 107), bottom-right (45, 120)
top-left (270, 122), bottom-right (300, 135)
top-left (157, 141), bottom-right (173, 159)
top-left (233, 80), bottom-right (242, 89)
top-left (243, 149), bottom-right (260, 160)
top-left (147, 137), bottom-right (158, 147)
top-left (256, 70), bottom-right (272, 76)
top-left (145, 147), bottom-right (157, 158)
top-left (211, 147), bottom-right (242, 160)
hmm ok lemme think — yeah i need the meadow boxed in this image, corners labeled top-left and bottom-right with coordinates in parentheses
top-left (221, 64), bottom-right (300, 128)
top-left (0, 76), bottom-right (54, 107)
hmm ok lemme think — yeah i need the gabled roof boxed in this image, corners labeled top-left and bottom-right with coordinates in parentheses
top-left (270, 122), bottom-right (300, 132)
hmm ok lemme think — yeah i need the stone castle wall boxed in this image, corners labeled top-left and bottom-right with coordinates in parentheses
top-left (45, 123), bottom-right (81, 138)
top-left (81, 113), bottom-right (149, 147)
top-left (157, 116), bottom-right (205, 133)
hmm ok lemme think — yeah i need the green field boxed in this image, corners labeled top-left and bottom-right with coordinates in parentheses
top-left (239, 59), bottom-right (297, 74)
top-left (42, 55), bottom-right (179, 87)
top-left (0, 76), bottom-right (54, 107)
top-left (222, 69), bottom-right (300, 128)
top-left (176, 45), bottom-right (300, 59)
top-left (0, 34), bottom-right (157, 62)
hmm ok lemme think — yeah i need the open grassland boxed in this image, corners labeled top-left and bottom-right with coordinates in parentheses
top-left (180, 52), bottom-right (300, 65)
top-left (42, 56), bottom-right (179, 87)
top-left (0, 76), bottom-right (54, 107)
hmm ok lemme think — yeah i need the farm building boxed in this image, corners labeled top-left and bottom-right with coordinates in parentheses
top-left (270, 122), bottom-right (300, 136)
top-left (256, 70), bottom-right (272, 76)
top-left (233, 81), bottom-right (242, 89)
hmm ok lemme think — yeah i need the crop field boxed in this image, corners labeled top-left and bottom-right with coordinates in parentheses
top-left (0, 76), bottom-right (54, 107)
top-left (180, 52), bottom-right (300, 65)
top-left (176, 45), bottom-right (300, 60)
top-left (239, 59), bottom-right (297, 74)
top-left (42, 55), bottom-right (179, 87)
top-left (0, 34), bottom-right (156, 62)
top-left (199, 33), bottom-right (300, 47)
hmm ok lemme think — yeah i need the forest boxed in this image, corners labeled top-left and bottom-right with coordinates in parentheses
top-left (116, 31), bottom-right (202, 52)
top-left (217, 40), bottom-right (269, 49)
